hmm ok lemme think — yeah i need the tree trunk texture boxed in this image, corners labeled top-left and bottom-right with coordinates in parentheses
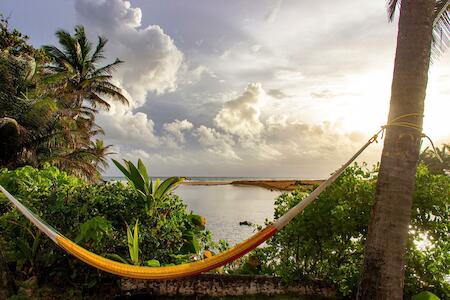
top-left (357, 1), bottom-right (436, 299)
top-left (0, 247), bottom-right (15, 299)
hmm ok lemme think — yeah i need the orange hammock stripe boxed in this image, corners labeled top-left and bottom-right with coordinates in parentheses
top-left (56, 225), bottom-right (277, 280)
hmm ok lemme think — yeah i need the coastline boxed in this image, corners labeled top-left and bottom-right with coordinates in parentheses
top-left (183, 179), bottom-right (324, 191)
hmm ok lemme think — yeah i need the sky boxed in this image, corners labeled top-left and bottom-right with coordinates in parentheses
top-left (1, 0), bottom-right (449, 178)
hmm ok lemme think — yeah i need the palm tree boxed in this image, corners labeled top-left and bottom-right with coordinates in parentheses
top-left (43, 25), bottom-right (129, 114)
top-left (357, 1), bottom-right (449, 299)
top-left (88, 139), bottom-right (115, 174)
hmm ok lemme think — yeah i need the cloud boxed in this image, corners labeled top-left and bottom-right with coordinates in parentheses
top-left (75, 0), bottom-right (183, 108)
top-left (310, 89), bottom-right (339, 99)
top-left (195, 125), bottom-right (240, 160)
top-left (267, 88), bottom-right (291, 99)
top-left (162, 119), bottom-right (194, 148)
top-left (264, 0), bottom-right (282, 24)
top-left (96, 109), bottom-right (160, 148)
top-left (214, 83), bottom-right (266, 141)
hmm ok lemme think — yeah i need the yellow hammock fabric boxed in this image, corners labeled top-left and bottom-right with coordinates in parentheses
top-left (0, 131), bottom-right (381, 280)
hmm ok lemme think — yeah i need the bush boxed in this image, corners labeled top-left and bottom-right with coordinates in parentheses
top-left (260, 164), bottom-right (449, 299)
top-left (0, 165), bottom-right (216, 291)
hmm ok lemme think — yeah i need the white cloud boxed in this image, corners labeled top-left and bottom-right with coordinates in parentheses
top-left (195, 125), bottom-right (240, 160)
top-left (214, 83), bottom-right (266, 141)
top-left (97, 109), bottom-right (160, 148)
top-left (75, 0), bottom-right (183, 108)
top-left (264, 0), bottom-right (283, 24)
top-left (162, 119), bottom-right (194, 148)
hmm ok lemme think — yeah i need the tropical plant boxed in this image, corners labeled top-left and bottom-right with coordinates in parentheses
top-left (359, 1), bottom-right (450, 298)
top-left (419, 143), bottom-right (449, 175)
top-left (260, 164), bottom-right (449, 299)
top-left (0, 165), bottom-right (217, 291)
top-left (126, 220), bottom-right (139, 265)
top-left (42, 25), bottom-right (128, 115)
top-left (75, 216), bottom-right (113, 249)
top-left (0, 21), bottom-right (122, 181)
top-left (112, 159), bottom-right (185, 215)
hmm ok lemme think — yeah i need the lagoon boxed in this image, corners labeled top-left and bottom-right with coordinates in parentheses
top-left (175, 184), bottom-right (282, 245)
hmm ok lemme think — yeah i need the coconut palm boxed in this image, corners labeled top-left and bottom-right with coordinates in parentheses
top-left (43, 25), bottom-right (129, 115)
top-left (88, 139), bottom-right (115, 174)
top-left (358, 1), bottom-right (449, 299)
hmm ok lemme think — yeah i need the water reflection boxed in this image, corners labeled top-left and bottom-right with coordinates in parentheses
top-left (175, 185), bottom-right (282, 245)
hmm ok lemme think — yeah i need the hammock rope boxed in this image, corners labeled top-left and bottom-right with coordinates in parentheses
top-left (0, 115), bottom-right (430, 280)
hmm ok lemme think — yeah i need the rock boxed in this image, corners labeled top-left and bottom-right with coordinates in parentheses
top-left (239, 221), bottom-right (253, 226)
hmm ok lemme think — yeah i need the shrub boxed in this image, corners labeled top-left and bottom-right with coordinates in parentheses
top-left (0, 164), bottom-right (216, 290)
top-left (260, 163), bottom-right (449, 299)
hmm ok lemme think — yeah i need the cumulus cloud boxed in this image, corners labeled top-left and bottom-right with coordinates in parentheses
top-left (74, 0), bottom-right (187, 159)
top-left (75, 0), bottom-right (183, 107)
top-left (162, 119), bottom-right (194, 148)
top-left (96, 109), bottom-right (160, 148)
top-left (214, 83), bottom-right (266, 141)
top-left (195, 125), bottom-right (240, 160)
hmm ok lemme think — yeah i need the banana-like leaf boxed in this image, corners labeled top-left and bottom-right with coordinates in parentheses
top-left (126, 220), bottom-right (139, 265)
top-left (125, 222), bottom-right (136, 265)
top-left (137, 159), bottom-right (149, 186)
top-left (112, 159), bottom-right (131, 179)
top-left (154, 177), bottom-right (184, 200)
top-left (125, 161), bottom-right (146, 193)
top-left (154, 178), bottom-right (161, 191)
top-left (132, 220), bottom-right (139, 265)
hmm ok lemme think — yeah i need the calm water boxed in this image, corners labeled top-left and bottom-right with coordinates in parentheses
top-left (174, 184), bottom-right (282, 245)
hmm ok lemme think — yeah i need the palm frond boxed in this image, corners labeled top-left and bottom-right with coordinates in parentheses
top-left (387, 0), bottom-right (450, 57)
top-left (387, 0), bottom-right (400, 22)
top-left (91, 36), bottom-right (108, 64)
top-left (92, 82), bottom-right (129, 106)
top-left (74, 25), bottom-right (92, 61)
top-left (54, 29), bottom-right (78, 66)
top-left (432, 1), bottom-right (450, 56)
top-left (90, 58), bottom-right (123, 76)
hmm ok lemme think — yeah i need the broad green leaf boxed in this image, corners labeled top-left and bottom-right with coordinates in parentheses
top-left (137, 159), bottom-right (149, 185)
top-left (146, 259), bottom-right (160, 267)
top-left (112, 159), bottom-right (131, 179)
top-left (132, 220), bottom-right (139, 265)
top-left (155, 178), bottom-right (161, 191)
top-left (126, 161), bottom-right (146, 193)
top-left (154, 177), bottom-right (184, 200)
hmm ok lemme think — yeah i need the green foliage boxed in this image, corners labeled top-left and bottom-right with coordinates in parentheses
top-left (112, 159), bottom-right (210, 256)
top-left (126, 220), bottom-right (139, 265)
top-left (412, 291), bottom-right (440, 300)
top-left (112, 159), bottom-right (185, 215)
top-left (419, 143), bottom-right (449, 175)
top-left (0, 14), bottom-right (38, 56)
top-left (146, 259), bottom-right (160, 267)
top-left (75, 216), bottom-right (112, 249)
top-left (260, 163), bottom-right (449, 299)
top-left (0, 165), bottom-right (216, 290)
top-left (0, 18), bottom-right (123, 181)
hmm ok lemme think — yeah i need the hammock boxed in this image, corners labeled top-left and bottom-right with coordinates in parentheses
top-left (0, 130), bottom-right (381, 280)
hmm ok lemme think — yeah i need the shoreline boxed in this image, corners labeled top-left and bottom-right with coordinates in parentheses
top-left (183, 179), bottom-right (324, 191)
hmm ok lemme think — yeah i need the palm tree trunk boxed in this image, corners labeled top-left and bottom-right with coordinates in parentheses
top-left (357, 0), bottom-right (435, 299)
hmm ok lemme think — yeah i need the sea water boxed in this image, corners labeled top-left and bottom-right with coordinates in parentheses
top-left (175, 184), bottom-right (282, 245)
